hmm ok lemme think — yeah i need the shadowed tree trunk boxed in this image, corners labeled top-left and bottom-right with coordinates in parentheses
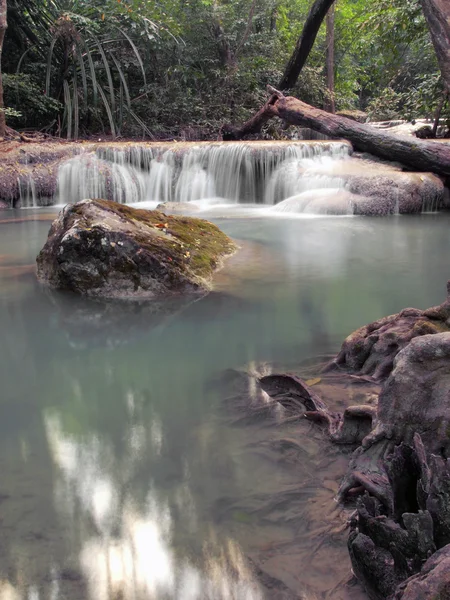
top-left (278, 0), bottom-right (336, 91)
top-left (325, 3), bottom-right (335, 113)
top-left (0, 0), bottom-right (7, 139)
top-left (211, 19), bottom-right (235, 69)
top-left (235, 0), bottom-right (258, 61)
top-left (419, 0), bottom-right (450, 93)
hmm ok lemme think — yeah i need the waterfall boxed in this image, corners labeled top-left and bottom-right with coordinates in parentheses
top-left (18, 175), bottom-right (38, 208)
top-left (56, 141), bottom-right (351, 207)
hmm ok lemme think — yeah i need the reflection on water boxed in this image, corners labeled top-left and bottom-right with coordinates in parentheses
top-left (1, 209), bottom-right (450, 599)
top-left (46, 414), bottom-right (262, 600)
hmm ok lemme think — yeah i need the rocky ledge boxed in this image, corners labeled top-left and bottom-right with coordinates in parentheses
top-left (36, 199), bottom-right (236, 298)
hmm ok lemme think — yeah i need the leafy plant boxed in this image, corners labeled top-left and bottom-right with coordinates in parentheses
top-left (366, 87), bottom-right (402, 121)
top-left (3, 73), bottom-right (61, 128)
top-left (11, 0), bottom-right (159, 138)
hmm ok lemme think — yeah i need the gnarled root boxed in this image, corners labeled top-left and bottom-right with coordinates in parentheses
top-left (348, 436), bottom-right (450, 599)
top-left (258, 373), bottom-right (376, 445)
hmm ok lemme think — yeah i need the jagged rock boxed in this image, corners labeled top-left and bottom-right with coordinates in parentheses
top-left (324, 283), bottom-right (450, 380)
top-left (337, 333), bottom-right (450, 506)
top-left (393, 544), bottom-right (450, 599)
top-left (36, 199), bottom-right (236, 298)
top-left (365, 333), bottom-right (450, 455)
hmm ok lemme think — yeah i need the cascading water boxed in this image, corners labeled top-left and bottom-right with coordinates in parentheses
top-left (18, 175), bottom-right (38, 208)
top-left (55, 141), bottom-right (351, 208)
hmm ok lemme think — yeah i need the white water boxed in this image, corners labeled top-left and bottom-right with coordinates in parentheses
top-left (56, 141), bottom-right (351, 208)
top-left (18, 175), bottom-right (38, 208)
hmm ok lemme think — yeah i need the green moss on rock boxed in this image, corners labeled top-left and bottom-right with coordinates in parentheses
top-left (37, 199), bottom-right (236, 299)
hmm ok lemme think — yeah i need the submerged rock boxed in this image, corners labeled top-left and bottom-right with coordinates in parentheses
top-left (36, 199), bottom-right (236, 298)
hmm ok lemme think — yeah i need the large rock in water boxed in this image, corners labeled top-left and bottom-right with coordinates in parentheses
top-left (324, 282), bottom-right (450, 380)
top-left (36, 199), bottom-right (236, 298)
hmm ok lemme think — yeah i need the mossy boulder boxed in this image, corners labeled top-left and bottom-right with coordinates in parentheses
top-left (36, 199), bottom-right (236, 298)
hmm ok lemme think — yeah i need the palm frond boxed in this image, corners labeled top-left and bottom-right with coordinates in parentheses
top-left (116, 27), bottom-right (147, 86)
top-left (63, 79), bottom-right (73, 139)
top-left (96, 83), bottom-right (116, 138)
top-left (91, 34), bottom-right (116, 115)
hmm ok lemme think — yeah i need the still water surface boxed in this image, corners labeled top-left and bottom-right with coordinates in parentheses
top-left (0, 209), bottom-right (449, 600)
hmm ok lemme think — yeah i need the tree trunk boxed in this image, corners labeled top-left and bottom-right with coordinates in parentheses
top-left (0, 0), bottom-right (7, 139)
top-left (419, 0), bottom-right (450, 93)
top-left (432, 92), bottom-right (448, 137)
top-left (278, 0), bottom-right (336, 91)
top-left (224, 0), bottom-right (336, 138)
top-left (224, 87), bottom-right (450, 177)
top-left (221, 92), bottom-right (278, 140)
top-left (235, 0), bottom-right (258, 60)
top-left (211, 19), bottom-right (235, 69)
top-left (325, 3), bottom-right (335, 113)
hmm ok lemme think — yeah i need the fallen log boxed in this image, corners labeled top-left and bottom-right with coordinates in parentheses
top-left (222, 87), bottom-right (450, 177)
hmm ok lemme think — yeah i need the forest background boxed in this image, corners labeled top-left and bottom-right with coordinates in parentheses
top-left (0, 0), bottom-right (447, 140)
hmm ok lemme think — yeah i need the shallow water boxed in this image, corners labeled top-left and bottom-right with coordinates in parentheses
top-left (0, 208), bottom-right (449, 600)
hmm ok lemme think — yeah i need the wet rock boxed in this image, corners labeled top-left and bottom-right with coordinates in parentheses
top-left (0, 144), bottom-right (77, 207)
top-left (393, 544), bottom-right (450, 599)
top-left (346, 440), bottom-right (450, 599)
top-left (340, 158), bottom-right (444, 214)
top-left (36, 199), bottom-right (236, 298)
top-left (366, 333), bottom-right (450, 455)
top-left (414, 126), bottom-right (433, 139)
top-left (347, 169), bottom-right (443, 215)
top-left (297, 156), bottom-right (445, 215)
top-left (325, 283), bottom-right (450, 381)
top-left (0, 200), bottom-right (10, 210)
top-left (335, 332), bottom-right (450, 598)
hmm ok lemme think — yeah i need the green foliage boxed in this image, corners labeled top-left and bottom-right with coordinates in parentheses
top-left (0, 107), bottom-right (22, 118)
top-left (2, 0), bottom-right (447, 137)
top-left (3, 74), bottom-right (62, 128)
top-left (399, 74), bottom-right (446, 121)
top-left (366, 87), bottom-right (402, 121)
